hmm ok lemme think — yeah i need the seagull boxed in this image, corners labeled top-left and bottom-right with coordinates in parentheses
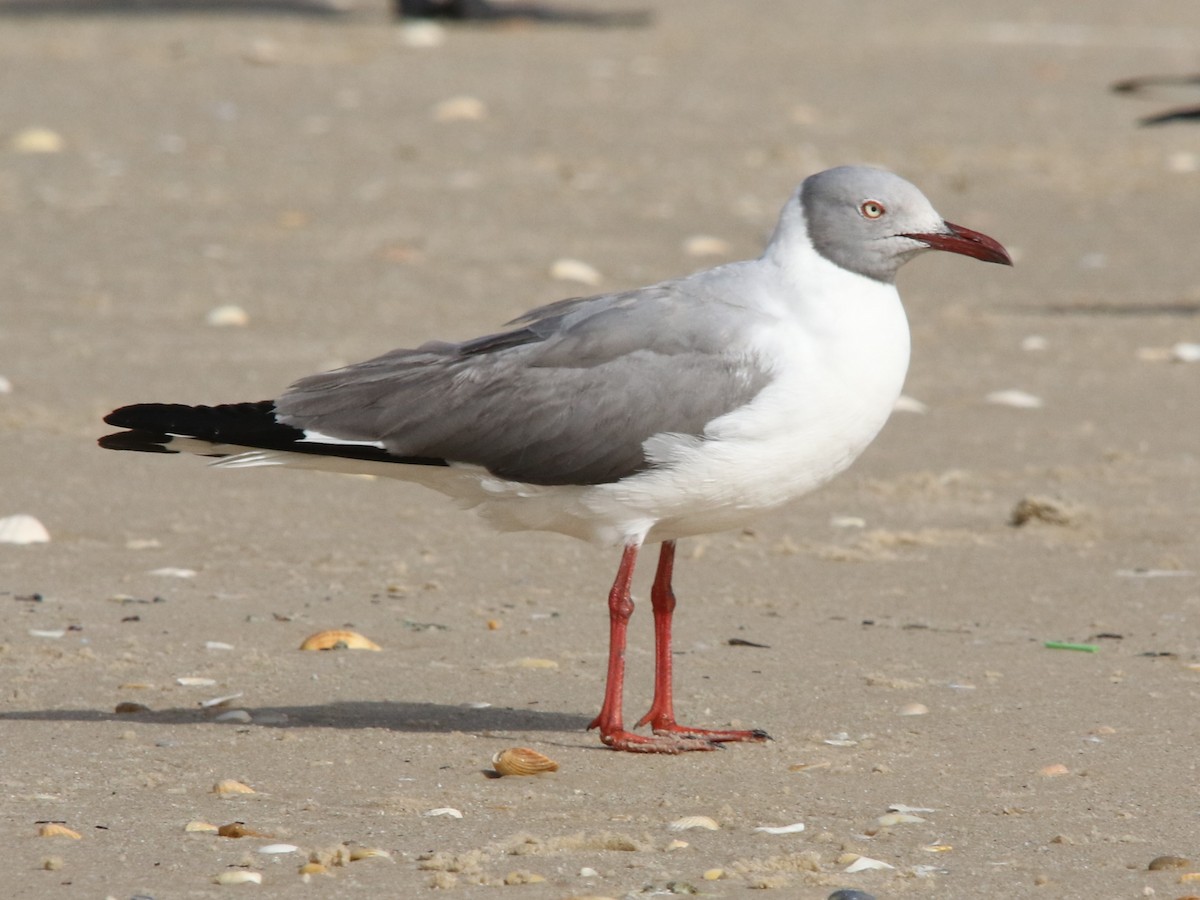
top-left (100, 166), bottom-right (1012, 753)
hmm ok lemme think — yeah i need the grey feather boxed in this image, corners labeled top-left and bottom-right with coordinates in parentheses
top-left (275, 276), bottom-right (772, 486)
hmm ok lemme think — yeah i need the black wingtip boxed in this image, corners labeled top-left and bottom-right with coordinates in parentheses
top-left (98, 429), bottom-right (177, 453)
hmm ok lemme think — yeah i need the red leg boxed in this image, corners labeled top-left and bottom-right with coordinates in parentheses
top-left (587, 543), bottom-right (719, 753)
top-left (634, 541), bottom-right (771, 745)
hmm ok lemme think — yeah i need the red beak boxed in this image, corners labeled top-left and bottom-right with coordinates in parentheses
top-left (903, 221), bottom-right (1013, 266)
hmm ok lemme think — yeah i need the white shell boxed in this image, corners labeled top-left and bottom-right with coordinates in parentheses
top-left (213, 709), bottom-right (252, 724)
top-left (754, 822), bottom-right (806, 835)
top-left (668, 816), bottom-right (719, 832)
top-left (844, 855), bottom-right (895, 873)
top-left (256, 843), bottom-right (299, 854)
top-left (212, 870), bottom-right (263, 885)
top-left (423, 807), bottom-right (463, 819)
top-left (0, 514), bottom-right (50, 545)
top-left (148, 567), bottom-right (196, 578)
top-left (177, 677), bottom-right (218, 686)
top-left (893, 394), bottom-right (928, 414)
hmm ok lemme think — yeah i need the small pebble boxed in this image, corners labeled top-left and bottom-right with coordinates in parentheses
top-left (1021, 334), bottom-right (1049, 351)
top-left (432, 96), bottom-right (487, 122)
top-left (828, 891), bottom-right (877, 900)
top-left (115, 701), bottom-right (151, 714)
top-left (212, 779), bottom-right (256, 796)
top-left (893, 394), bottom-right (928, 413)
top-left (1039, 763), bottom-right (1070, 777)
top-left (11, 127), bottom-right (64, 154)
top-left (986, 389), bottom-right (1043, 409)
top-left (400, 20), bottom-right (446, 48)
top-left (213, 709), bottom-right (253, 724)
top-left (206, 305), bottom-right (249, 327)
top-left (683, 235), bottom-right (731, 257)
top-left (897, 702), bottom-right (929, 716)
top-left (549, 258), bottom-right (602, 286)
top-left (41, 856), bottom-right (65, 871)
top-left (1148, 855), bottom-right (1190, 871)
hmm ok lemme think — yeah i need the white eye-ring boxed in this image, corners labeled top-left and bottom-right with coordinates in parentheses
top-left (860, 200), bottom-right (886, 219)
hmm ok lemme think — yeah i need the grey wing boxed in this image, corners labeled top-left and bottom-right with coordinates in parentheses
top-left (275, 280), bottom-right (772, 486)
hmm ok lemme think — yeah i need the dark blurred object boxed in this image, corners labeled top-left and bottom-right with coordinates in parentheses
top-left (1112, 73), bottom-right (1200, 125)
top-left (396, 0), bottom-right (650, 26)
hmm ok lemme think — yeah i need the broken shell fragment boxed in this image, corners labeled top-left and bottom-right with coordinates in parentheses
top-left (348, 847), bottom-right (393, 861)
top-left (754, 822), bottom-right (806, 835)
top-left (38, 823), bottom-right (82, 839)
top-left (843, 855), bottom-right (895, 873)
top-left (257, 843), bottom-right (300, 854)
top-left (423, 807), bottom-right (463, 818)
top-left (213, 779), bottom-right (257, 796)
top-left (298, 861), bottom-right (328, 876)
top-left (491, 747), bottom-right (559, 777)
top-left (186, 821), bottom-right (220, 833)
top-left (299, 629), bottom-right (381, 651)
top-left (212, 870), bottom-right (262, 885)
top-left (668, 816), bottom-right (719, 832)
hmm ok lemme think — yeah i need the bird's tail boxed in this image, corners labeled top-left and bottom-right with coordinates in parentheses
top-left (98, 401), bottom-right (449, 473)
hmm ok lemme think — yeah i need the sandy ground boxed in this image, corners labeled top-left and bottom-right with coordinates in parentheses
top-left (2, 1), bottom-right (1199, 897)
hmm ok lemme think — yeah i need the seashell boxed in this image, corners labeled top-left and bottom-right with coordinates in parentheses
top-left (114, 701), bottom-right (151, 714)
top-left (787, 761), bottom-right (831, 772)
top-left (876, 812), bottom-right (926, 827)
top-left (299, 629), bottom-right (381, 651)
top-left (0, 375), bottom-right (10, 394)
top-left (702, 868), bottom-right (724, 880)
top-left (298, 861), bottom-right (328, 876)
top-left (753, 822), bottom-right (805, 835)
top-left (38, 823), bottom-right (82, 839)
top-left (0, 513), bottom-right (50, 544)
top-left (177, 676), bottom-right (218, 686)
top-left (491, 747), bottom-right (559, 777)
top-left (206, 641), bottom-right (235, 651)
top-left (28, 628), bottom-right (65, 639)
top-left (348, 846), bottom-right (392, 861)
top-left (887, 804), bottom-right (937, 814)
top-left (257, 843), bottom-right (299, 854)
top-left (1038, 763), bottom-right (1070, 777)
top-left (213, 779), bottom-right (256, 796)
top-left (923, 843), bottom-right (953, 852)
top-left (843, 855), bottom-right (895, 872)
top-left (186, 821), bottom-right (220, 833)
top-left (549, 258), bottom-right (601, 286)
top-left (201, 692), bottom-right (245, 709)
top-left (205, 304), bottom-right (250, 327)
top-left (1173, 342), bottom-right (1200, 363)
top-left (897, 702), bottom-right (929, 716)
top-left (423, 807), bottom-right (463, 818)
top-left (212, 870), bottom-right (262, 885)
top-left (41, 856), bottom-right (64, 871)
top-left (666, 839), bottom-right (689, 850)
top-left (668, 816), bottom-right (719, 832)
top-left (214, 709), bottom-right (253, 724)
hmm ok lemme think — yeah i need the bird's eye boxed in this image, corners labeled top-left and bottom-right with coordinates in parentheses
top-left (860, 200), bottom-right (886, 219)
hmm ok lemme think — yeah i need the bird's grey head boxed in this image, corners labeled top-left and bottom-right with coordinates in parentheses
top-left (799, 166), bottom-right (1012, 283)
